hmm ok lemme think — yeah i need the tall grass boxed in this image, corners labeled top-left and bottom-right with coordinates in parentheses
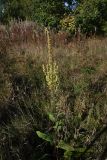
top-left (0, 21), bottom-right (107, 159)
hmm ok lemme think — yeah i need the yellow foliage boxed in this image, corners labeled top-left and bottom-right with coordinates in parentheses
top-left (60, 15), bottom-right (76, 33)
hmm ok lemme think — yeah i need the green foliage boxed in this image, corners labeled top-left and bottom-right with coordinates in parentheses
top-left (47, 112), bottom-right (56, 122)
top-left (74, 0), bottom-right (107, 33)
top-left (31, 0), bottom-right (68, 28)
top-left (0, 0), bottom-right (4, 19)
top-left (1, 0), bottom-right (107, 34)
top-left (102, 21), bottom-right (107, 35)
top-left (57, 140), bottom-right (74, 151)
top-left (60, 15), bottom-right (76, 33)
top-left (36, 131), bottom-right (52, 143)
top-left (0, 0), bottom-right (70, 27)
top-left (57, 141), bottom-right (74, 160)
top-left (81, 66), bottom-right (96, 74)
top-left (1, 0), bottom-right (33, 22)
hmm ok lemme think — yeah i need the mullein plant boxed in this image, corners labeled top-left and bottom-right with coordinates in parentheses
top-left (41, 29), bottom-right (73, 159)
top-left (42, 29), bottom-right (70, 142)
top-left (43, 28), bottom-right (59, 112)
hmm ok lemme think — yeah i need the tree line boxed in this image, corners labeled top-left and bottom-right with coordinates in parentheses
top-left (0, 0), bottom-right (107, 34)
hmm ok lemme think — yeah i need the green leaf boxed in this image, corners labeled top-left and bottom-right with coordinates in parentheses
top-left (64, 150), bottom-right (72, 160)
top-left (57, 140), bottom-right (74, 151)
top-left (47, 112), bottom-right (56, 122)
top-left (76, 147), bottom-right (86, 153)
top-left (36, 131), bottom-right (52, 143)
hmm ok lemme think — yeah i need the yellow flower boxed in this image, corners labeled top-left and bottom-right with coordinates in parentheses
top-left (43, 28), bottom-right (59, 97)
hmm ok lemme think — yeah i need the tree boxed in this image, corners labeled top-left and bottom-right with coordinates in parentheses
top-left (1, 0), bottom-right (107, 35)
top-left (74, 0), bottom-right (107, 34)
top-left (31, 0), bottom-right (72, 28)
top-left (0, 0), bottom-right (33, 22)
top-left (0, 0), bottom-right (5, 21)
top-left (0, 0), bottom-right (74, 27)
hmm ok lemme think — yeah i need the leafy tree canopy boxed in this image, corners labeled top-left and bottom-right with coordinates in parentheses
top-left (1, 0), bottom-right (107, 34)
top-left (74, 0), bottom-right (107, 33)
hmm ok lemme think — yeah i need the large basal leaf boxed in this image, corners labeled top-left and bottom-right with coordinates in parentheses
top-left (36, 131), bottom-right (52, 143)
top-left (57, 140), bottom-right (74, 151)
top-left (64, 150), bottom-right (73, 160)
top-left (47, 112), bottom-right (56, 122)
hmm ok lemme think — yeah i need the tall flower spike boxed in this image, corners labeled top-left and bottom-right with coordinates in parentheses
top-left (43, 28), bottom-right (59, 110)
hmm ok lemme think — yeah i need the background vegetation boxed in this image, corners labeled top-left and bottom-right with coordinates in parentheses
top-left (0, 21), bottom-right (107, 159)
top-left (0, 0), bottom-right (107, 160)
top-left (0, 0), bottom-right (107, 34)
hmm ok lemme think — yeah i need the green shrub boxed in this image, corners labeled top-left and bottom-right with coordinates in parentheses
top-left (60, 15), bottom-right (76, 33)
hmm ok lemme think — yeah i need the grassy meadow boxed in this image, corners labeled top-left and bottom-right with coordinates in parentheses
top-left (0, 21), bottom-right (107, 160)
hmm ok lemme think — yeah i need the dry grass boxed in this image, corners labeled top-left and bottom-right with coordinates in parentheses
top-left (0, 21), bottom-right (107, 159)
